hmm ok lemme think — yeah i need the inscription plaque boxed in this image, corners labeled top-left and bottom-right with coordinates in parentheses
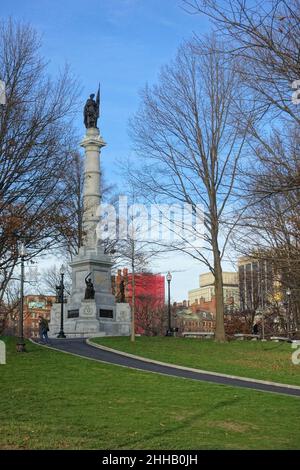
top-left (68, 309), bottom-right (79, 318)
top-left (99, 309), bottom-right (113, 319)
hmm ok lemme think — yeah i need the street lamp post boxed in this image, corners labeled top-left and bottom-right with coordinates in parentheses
top-left (16, 242), bottom-right (26, 352)
top-left (261, 273), bottom-right (265, 340)
top-left (57, 265), bottom-right (66, 339)
top-left (166, 271), bottom-right (172, 336)
top-left (286, 288), bottom-right (291, 337)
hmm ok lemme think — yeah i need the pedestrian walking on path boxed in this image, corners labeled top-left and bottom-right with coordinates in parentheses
top-left (38, 316), bottom-right (50, 344)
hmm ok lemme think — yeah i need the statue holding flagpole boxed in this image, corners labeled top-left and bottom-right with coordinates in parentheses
top-left (83, 85), bottom-right (100, 129)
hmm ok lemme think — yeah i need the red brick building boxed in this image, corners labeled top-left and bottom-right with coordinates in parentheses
top-left (113, 269), bottom-right (165, 308)
top-left (190, 297), bottom-right (217, 317)
top-left (112, 269), bottom-right (166, 334)
top-left (3, 295), bottom-right (55, 337)
top-left (174, 308), bottom-right (215, 334)
top-left (23, 295), bottom-right (55, 338)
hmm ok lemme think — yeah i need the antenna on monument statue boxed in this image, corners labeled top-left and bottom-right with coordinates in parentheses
top-left (96, 83), bottom-right (100, 119)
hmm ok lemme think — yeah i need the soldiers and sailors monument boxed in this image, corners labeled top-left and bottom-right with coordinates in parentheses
top-left (49, 88), bottom-right (131, 337)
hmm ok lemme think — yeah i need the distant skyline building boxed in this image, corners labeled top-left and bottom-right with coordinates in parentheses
top-left (238, 257), bottom-right (274, 311)
top-left (188, 272), bottom-right (239, 316)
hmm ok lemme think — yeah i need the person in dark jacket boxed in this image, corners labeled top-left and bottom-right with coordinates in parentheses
top-left (38, 316), bottom-right (50, 343)
top-left (252, 322), bottom-right (259, 335)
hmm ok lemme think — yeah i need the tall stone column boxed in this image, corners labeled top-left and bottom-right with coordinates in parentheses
top-left (49, 91), bottom-right (131, 338)
top-left (80, 127), bottom-right (106, 248)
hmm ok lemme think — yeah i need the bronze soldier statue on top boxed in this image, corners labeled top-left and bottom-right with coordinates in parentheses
top-left (84, 85), bottom-right (100, 128)
top-left (84, 272), bottom-right (95, 299)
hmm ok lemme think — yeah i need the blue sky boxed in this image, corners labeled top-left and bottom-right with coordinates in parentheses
top-left (2, 0), bottom-right (209, 186)
top-left (3, 1), bottom-right (233, 301)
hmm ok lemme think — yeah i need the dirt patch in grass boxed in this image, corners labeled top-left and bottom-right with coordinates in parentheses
top-left (213, 421), bottom-right (257, 433)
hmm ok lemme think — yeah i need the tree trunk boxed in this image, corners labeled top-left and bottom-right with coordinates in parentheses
top-left (214, 257), bottom-right (226, 341)
top-left (211, 214), bottom-right (226, 341)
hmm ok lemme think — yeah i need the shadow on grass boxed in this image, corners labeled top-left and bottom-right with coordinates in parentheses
top-left (121, 396), bottom-right (240, 449)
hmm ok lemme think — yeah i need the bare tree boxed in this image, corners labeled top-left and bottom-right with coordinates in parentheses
top-left (0, 19), bottom-right (80, 301)
top-left (182, 1), bottom-right (300, 332)
top-left (185, 1), bottom-right (300, 192)
top-left (185, 1), bottom-right (300, 124)
top-left (38, 264), bottom-right (72, 297)
top-left (232, 128), bottom-right (300, 331)
top-left (56, 152), bottom-right (85, 256)
top-left (120, 239), bottom-right (147, 343)
top-left (114, 213), bottom-right (164, 341)
top-left (135, 293), bottom-right (168, 336)
top-left (0, 280), bottom-right (20, 335)
top-left (128, 38), bottom-right (249, 341)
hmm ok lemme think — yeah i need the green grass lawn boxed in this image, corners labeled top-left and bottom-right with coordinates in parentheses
top-left (91, 336), bottom-right (300, 386)
top-left (1, 336), bottom-right (300, 450)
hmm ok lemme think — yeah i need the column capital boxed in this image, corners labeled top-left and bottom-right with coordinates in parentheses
top-left (80, 127), bottom-right (106, 149)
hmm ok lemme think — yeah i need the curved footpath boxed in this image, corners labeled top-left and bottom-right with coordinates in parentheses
top-left (36, 338), bottom-right (300, 397)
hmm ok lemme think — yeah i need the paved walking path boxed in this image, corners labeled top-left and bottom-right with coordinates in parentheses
top-left (39, 338), bottom-right (300, 397)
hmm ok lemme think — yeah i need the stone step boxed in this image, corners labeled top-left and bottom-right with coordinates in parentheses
top-left (49, 332), bottom-right (106, 339)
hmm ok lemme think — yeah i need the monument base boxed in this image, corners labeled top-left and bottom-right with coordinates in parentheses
top-left (49, 302), bottom-right (131, 338)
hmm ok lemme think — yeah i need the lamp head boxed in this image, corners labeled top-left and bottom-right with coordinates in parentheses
top-left (20, 242), bottom-right (26, 257)
top-left (166, 271), bottom-right (172, 282)
top-left (60, 264), bottom-right (65, 275)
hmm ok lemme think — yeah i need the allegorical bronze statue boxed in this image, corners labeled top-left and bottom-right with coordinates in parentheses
top-left (84, 272), bottom-right (95, 299)
top-left (118, 279), bottom-right (125, 303)
top-left (84, 86), bottom-right (100, 128)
